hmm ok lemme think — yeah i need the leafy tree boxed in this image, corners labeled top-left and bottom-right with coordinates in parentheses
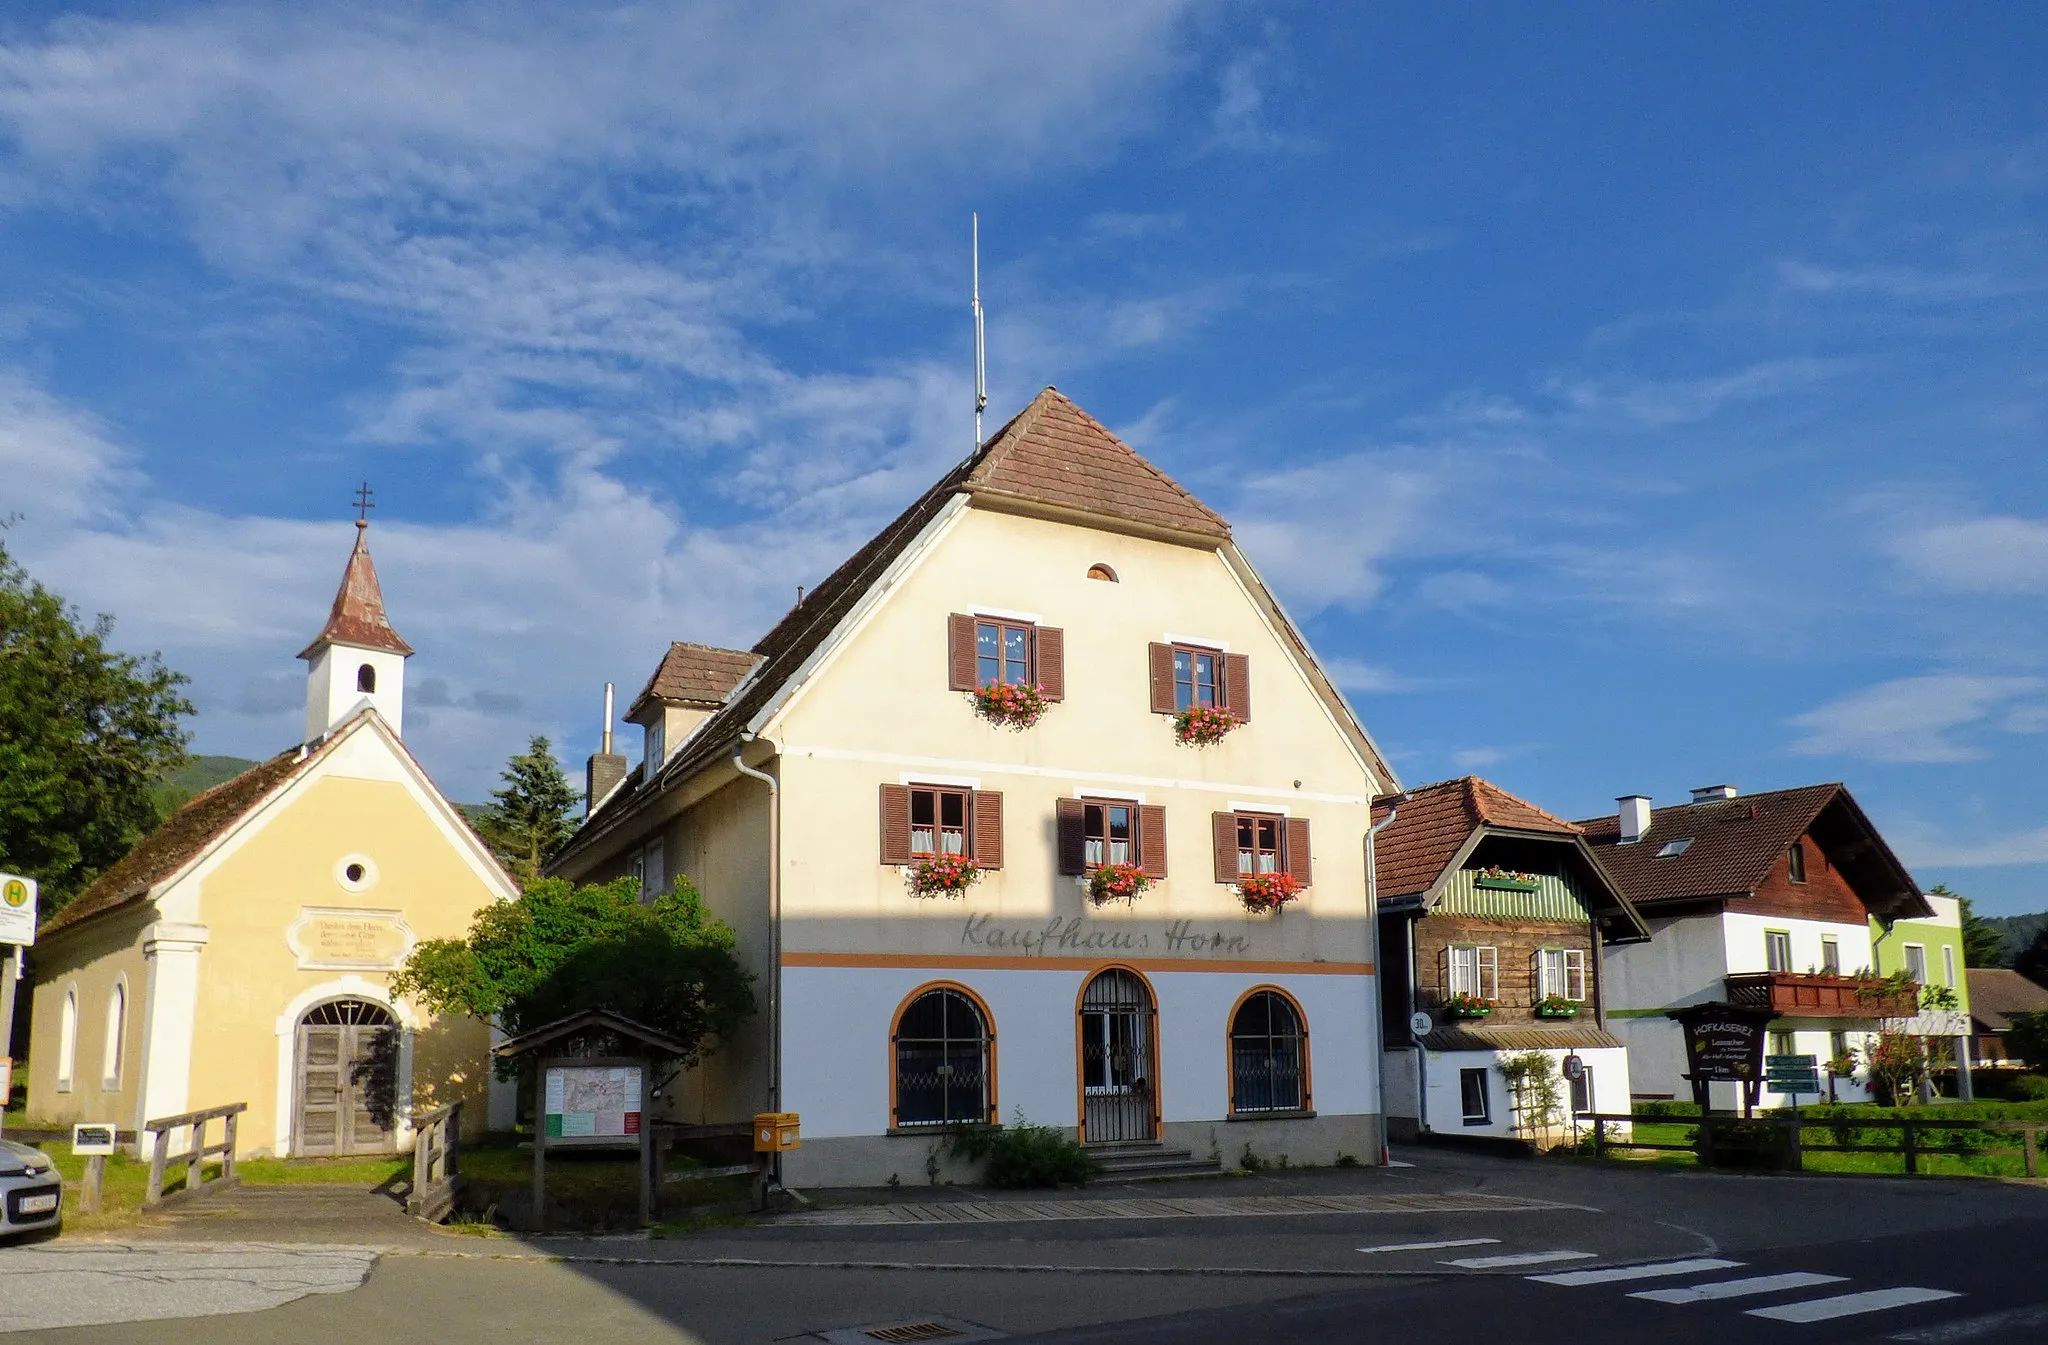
top-left (0, 537), bottom-right (192, 915)
top-left (1937, 887), bottom-right (2008, 968)
top-left (391, 874), bottom-right (755, 1066)
top-left (2016, 926), bottom-right (2048, 991)
top-left (2006, 1010), bottom-right (2048, 1073)
top-left (1861, 1031), bottom-right (1930, 1107)
top-left (476, 736), bottom-right (579, 883)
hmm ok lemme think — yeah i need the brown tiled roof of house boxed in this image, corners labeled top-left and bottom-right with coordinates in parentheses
top-left (1575, 783), bottom-right (1926, 920)
top-left (962, 388), bottom-right (1230, 540)
top-left (297, 521), bottom-right (414, 659)
top-left (39, 748), bottom-right (313, 938)
top-left (1967, 967), bottom-right (2048, 1034)
top-left (631, 642), bottom-right (761, 713)
top-left (557, 388), bottom-right (1248, 860)
top-left (1372, 777), bottom-right (1582, 900)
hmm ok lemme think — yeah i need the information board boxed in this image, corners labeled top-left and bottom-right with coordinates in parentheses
top-left (1670, 1001), bottom-right (1775, 1083)
top-left (0, 874), bottom-right (37, 948)
top-left (543, 1064), bottom-right (643, 1142)
top-left (1765, 1053), bottom-right (1822, 1095)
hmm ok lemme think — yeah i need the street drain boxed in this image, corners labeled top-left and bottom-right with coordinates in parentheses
top-left (865, 1325), bottom-right (964, 1343)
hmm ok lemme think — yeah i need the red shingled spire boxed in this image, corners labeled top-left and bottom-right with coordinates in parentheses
top-left (298, 520), bottom-right (414, 660)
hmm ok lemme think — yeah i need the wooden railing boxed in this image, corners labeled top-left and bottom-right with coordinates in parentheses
top-left (405, 1102), bottom-right (464, 1223)
top-left (1582, 1111), bottom-right (2048, 1176)
top-left (1723, 971), bottom-right (1916, 1018)
top-left (143, 1103), bottom-right (244, 1207)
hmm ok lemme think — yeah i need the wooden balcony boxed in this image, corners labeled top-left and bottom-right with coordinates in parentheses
top-left (1724, 971), bottom-right (1917, 1019)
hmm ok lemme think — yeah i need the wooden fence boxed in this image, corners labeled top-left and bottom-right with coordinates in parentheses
top-left (1583, 1111), bottom-right (2048, 1175)
top-left (143, 1103), bottom-right (244, 1207)
top-left (405, 1101), bottom-right (463, 1223)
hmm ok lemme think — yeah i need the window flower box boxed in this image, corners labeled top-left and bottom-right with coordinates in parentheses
top-left (1088, 862), bottom-right (1152, 907)
top-left (1236, 871), bottom-right (1303, 914)
top-left (973, 680), bottom-right (1049, 729)
top-left (1473, 866), bottom-right (1541, 892)
top-left (1443, 992), bottom-right (1494, 1020)
top-left (1173, 705), bottom-right (1241, 747)
top-left (1533, 995), bottom-right (1579, 1020)
top-left (909, 853), bottom-right (982, 898)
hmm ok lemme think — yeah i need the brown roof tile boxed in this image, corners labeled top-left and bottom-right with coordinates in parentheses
top-left (297, 521), bottom-right (413, 659)
top-left (1372, 777), bottom-right (1581, 900)
top-left (1967, 968), bottom-right (2048, 1034)
top-left (631, 642), bottom-right (760, 713)
top-left (1575, 783), bottom-right (1925, 920)
top-left (40, 748), bottom-right (313, 938)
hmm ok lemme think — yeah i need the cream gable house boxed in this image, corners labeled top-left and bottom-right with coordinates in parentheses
top-left (26, 520), bottom-right (518, 1156)
top-left (550, 388), bottom-right (1402, 1185)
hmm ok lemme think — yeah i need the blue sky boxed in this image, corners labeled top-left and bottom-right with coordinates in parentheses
top-left (4, 4), bottom-right (2047, 912)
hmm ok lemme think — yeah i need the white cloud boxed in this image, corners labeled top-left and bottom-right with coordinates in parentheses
top-left (1778, 260), bottom-right (2048, 303)
top-left (1451, 747), bottom-right (1504, 770)
top-left (1892, 515), bottom-right (2048, 594)
top-left (1320, 657), bottom-right (1411, 696)
top-left (1788, 674), bottom-right (2046, 764)
top-left (1542, 357), bottom-right (1852, 429)
top-left (0, 370), bottom-right (140, 528)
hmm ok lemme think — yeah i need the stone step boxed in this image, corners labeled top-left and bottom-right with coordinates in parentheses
top-left (1086, 1143), bottom-right (1224, 1180)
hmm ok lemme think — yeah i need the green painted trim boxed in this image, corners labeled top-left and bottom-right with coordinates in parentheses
top-left (1604, 1008), bottom-right (1668, 1019)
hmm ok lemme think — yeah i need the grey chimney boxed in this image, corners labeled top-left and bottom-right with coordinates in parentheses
top-left (1690, 784), bottom-right (1739, 803)
top-left (585, 681), bottom-right (628, 818)
top-left (1617, 795), bottom-right (1652, 845)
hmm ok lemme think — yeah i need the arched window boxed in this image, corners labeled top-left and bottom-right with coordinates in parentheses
top-left (1087, 563), bottom-right (1119, 582)
top-left (892, 986), bottom-right (993, 1128)
top-left (1229, 989), bottom-right (1309, 1114)
top-left (103, 981), bottom-right (126, 1088)
top-left (357, 663), bottom-right (377, 693)
top-left (57, 988), bottom-right (78, 1090)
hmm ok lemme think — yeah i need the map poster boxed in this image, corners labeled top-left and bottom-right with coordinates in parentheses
top-left (543, 1065), bottom-right (643, 1141)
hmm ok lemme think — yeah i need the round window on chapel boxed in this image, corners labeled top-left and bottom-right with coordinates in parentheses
top-left (344, 863), bottom-right (366, 884)
top-left (1087, 563), bottom-right (1119, 583)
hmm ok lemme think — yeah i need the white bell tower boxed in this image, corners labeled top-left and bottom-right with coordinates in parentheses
top-left (299, 502), bottom-right (413, 741)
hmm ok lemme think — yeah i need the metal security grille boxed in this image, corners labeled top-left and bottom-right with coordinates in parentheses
top-left (866, 1325), bottom-right (964, 1343)
top-left (1080, 969), bottom-right (1155, 1143)
top-left (1229, 991), bottom-right (1306, 1114)
top-left (893, 989), bottom-right (991, 1127)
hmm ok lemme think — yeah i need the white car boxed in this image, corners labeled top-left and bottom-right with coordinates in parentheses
top-left (0, 1138), bottom-right (62, 1238)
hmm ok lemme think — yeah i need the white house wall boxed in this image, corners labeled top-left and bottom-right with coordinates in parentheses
top-left (1420, 1046), bottom-right (1630, 1141)
top-left (1721, 910), bottom-right (1874, 975)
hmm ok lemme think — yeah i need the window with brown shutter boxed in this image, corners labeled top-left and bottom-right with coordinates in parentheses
top-left (1155, 642), bottom-right (1250, 719)
top-left (886, 783), bottom-right (1003, 867)
top-left (1148, 642), bottom-right (1177, 714)
top-left (1139, 804), bottom-right (1168, 878)
top-left (1056, 798), bottom-right (1087, 875)
top-left (1211, 811), bottom-right (1308, 886)
top-left (1035, 627), bottom-right (1065, 701)
top-left (950, 613), bottom-right (1063, 699)
top-left (1223, 653), bottom-right (1251, 723)
top-left (946, 614), bottom-right (978, 691)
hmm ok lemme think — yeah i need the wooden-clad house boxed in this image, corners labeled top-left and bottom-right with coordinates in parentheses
top-left (1374, 778), bottom-right (1648, 1139)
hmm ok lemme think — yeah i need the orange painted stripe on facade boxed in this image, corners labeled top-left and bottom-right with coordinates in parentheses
top-left (780, 951), bottom-right (1373, 976)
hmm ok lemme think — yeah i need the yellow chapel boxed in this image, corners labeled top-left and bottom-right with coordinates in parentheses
top-left (25, 519), bottom-right (517, 1155)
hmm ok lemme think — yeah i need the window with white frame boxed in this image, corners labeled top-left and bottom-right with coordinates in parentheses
top-left (1904, 943), bottom-right (1928, 984)
top-left (1537, 947), bottom-right (1587, 1001)
top-left (57, 988), bottom-right (77, 1091)
top-left (1765, 930), bottom-right (1793, 973)
top-left (1943, 944), bottom-right (1957, 988)
top-left (1820, 935), bottom-right (1841, 974)
top-left (102, 981), bottom-right (126, 1089)
top-left (1460, 1068), bottom-right (1491, 1125)
top-left (1446, 944), bottom-right (1498, 1000)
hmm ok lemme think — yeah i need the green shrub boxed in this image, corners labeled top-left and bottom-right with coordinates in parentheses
top-left (948, 1112), bottom-right (1093, 1188)
top-left (1633, 1099), bottom-right (1702, 1119)
top-left (2010, 1075), bottom-right (2048, 1102)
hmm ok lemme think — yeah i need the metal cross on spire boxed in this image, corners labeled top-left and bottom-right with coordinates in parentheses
top-left (352, 481), bottom-right (376, 527)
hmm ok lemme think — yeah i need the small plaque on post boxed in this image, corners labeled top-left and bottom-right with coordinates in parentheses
top-left (72, 1122), bottom-right (117, 1157)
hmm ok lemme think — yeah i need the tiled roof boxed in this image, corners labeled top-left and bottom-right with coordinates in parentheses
top-left (631, 642), bottom-right (761, 713)
top-left (40, 748), bottom-right (314, 938)
top-left (1419, 1025), bottom-right (1625, 1052)
top-left (962, 388), bottom-right (1230, 540)
top-left (1575, 783), bottom-right (1925, 920)
top-left (1967, 968), bottom-right (2048, 1034)
top-left (557, 388), bottom-right (1246, 862)
top-left (1372, 777), bottom-right (1581, 900)
top-left (297, 521), bottom-right (414, 659)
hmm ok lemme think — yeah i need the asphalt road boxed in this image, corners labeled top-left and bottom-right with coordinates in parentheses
top-left (5, 1147), bottom-right (2045, 1344)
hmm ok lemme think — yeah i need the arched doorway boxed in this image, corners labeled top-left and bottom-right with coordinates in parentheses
top-left (1078, 968), bottom-right (1158, 1143)
top-left (293, 997), bottom-right (399, 1156)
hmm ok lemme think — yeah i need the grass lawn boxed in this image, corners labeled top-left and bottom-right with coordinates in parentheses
top-left (11, 1140), bottom-right (416, 1231)
top-left (458, 1139), bottom-right (754, 1230)
top-left (1600, 1105), bottom-right (2048, 1179)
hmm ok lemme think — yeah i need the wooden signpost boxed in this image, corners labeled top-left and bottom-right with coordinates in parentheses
top-left (0, 874), bottom-right (36, 1141)
top-left (1666, 1000), bottom-right (1777, 1114)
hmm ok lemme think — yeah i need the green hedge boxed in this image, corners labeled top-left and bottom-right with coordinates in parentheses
top-left (1790, 1101), bottom-right (2048, 1155)
top-left (1633, 1099), bottom-right (1702, 1119)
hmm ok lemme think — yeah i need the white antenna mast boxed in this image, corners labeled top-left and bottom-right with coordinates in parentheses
top-left (972, 212), bottom-right (988, 448)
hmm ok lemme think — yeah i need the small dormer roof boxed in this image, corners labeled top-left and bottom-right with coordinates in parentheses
top-left (298, 520), bottom-right (414, 660)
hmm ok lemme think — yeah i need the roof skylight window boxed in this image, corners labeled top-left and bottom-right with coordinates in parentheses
top-left (1655, 838), bottom-right (1694, 859)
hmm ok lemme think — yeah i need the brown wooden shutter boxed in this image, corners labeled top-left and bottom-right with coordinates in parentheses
top-left (1056, 798), bottom-right (1087, 875)
top-left (1223, 653), bottom-right (1251, 722)
top-left (1148, 642), bottom-right (1176, 714)
top-left (1035, 626), bottom-right (1065, 701)
top-left (1139, 804), bottom-right (1169, 879)
top-left (971, 790), bottom-right (1004, 869)
top-left (879, 784), bottom-right (913, 865)
top-left (948, 613), bottom-right (978, 691)
top-left (1212, 811), bottom-right (1239, 884)
top-left (1283, 816), bottom-right (1313, 887)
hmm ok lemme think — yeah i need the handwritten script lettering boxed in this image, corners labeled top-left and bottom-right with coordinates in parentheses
top-left (960, 915), bottom-right (1251, 959)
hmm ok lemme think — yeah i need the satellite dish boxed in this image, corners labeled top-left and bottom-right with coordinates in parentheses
top-left (1409, 1011), bottom-right (1434, 1037)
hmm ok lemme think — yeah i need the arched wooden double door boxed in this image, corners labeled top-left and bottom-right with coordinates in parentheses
top-left (1078, 969), bottom-right (1158, 1143)
top-left (294, 998), bottom-right (399, 1156)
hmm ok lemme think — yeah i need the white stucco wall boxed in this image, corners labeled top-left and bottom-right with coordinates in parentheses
top-left (1722, 911), bottom-right (1874, 976)
top-left (1420, 1045), bottom-right (1630, 1140)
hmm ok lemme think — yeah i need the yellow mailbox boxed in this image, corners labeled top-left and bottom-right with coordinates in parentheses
top-left (753, 1112), bottom-right (801, 1152)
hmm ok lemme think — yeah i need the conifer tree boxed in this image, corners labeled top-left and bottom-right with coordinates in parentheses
top-left (478, 735), bottom-right (578, 883)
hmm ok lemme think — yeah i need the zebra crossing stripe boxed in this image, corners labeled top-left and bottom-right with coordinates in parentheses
top-left (1632, 1272), bottom-right (1849, 1304)
top-left (1530, 1258), bottom-right (1745, 1287)
top-left (1443, 1250), bottom-right (1595, 1269)
top-left (1357, 1238), bottom-right (1500, 1254)
top-left (1747, 1288), bottom-right (1962, 1323)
